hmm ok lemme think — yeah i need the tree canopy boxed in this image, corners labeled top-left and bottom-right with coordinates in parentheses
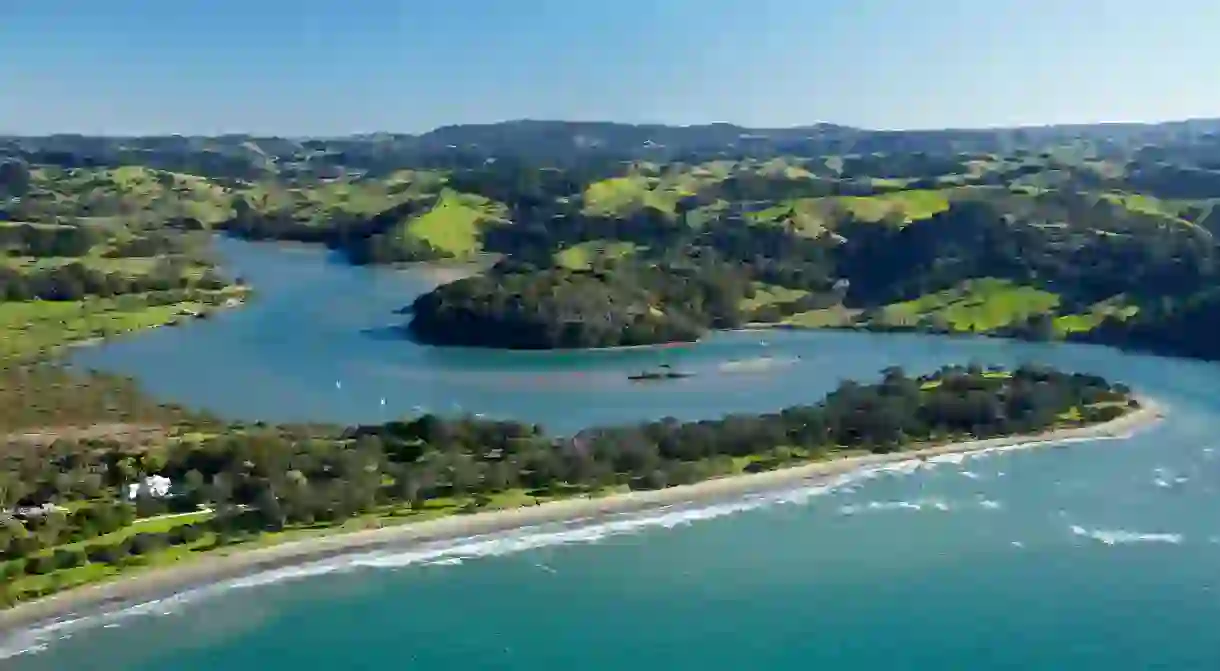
top-left (0, 363), bottom-right (1134, 605)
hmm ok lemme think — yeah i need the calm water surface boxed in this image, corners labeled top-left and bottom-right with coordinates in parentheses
top-left (7, 238), bottom-right (1219, 669)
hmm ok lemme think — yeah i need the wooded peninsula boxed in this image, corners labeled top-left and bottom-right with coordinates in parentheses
top-left (0, 364), bottom-right (1138, 609)
top-left (0, 118), bottom-right (1208, 612)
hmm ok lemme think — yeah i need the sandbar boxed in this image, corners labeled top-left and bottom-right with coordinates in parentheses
top-left (0, 398), bottom-right (1164, 633)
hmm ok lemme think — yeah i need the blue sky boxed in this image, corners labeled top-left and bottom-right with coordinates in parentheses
top-left (2, 0), bottom-right (1216, 135)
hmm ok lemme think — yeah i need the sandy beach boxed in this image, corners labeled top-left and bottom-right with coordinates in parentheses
top-left (0, 398), bottom-right (1164, 633)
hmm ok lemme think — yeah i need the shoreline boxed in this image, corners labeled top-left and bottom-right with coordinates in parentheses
top-left (0, 398), bottom-right (1164, 634)
top-left (404, 334), bottom-right (705, 354)
top-left (42, 288), bottom-right (251, 362)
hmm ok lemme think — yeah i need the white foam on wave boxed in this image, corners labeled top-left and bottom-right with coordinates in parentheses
top-left (0, 430), bottom-right (1124, 660)
top-left (1070, 525), bottom-right (1184, 545)
top-left (924, 433), bottom-right (1125, 470)
top-left (1151, 465), bottom-right (1191, 489)
top-left (838, 497), bottom-right (997, 515)
top-left (0, 468), bottom-right (880, 660)
top-left (839, 500), bottom-right (924, 515)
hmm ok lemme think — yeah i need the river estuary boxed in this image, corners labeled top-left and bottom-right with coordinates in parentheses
top-left (5, 236), bottom-right (1220, 670)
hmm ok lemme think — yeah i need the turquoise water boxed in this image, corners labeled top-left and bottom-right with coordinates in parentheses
top-left (6, 238), bottom-right (1220, 669)
top-left (67, 237), bottom-right (1125, 433)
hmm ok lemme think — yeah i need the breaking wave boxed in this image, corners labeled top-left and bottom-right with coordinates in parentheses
top-left (0, 458), bottom-right (916, 659)
top-left (0, 430), bottom-right (1132, 660)
top-left (838, 497), bottom-right (1001, 515)
top-left (1070, 525), bottom-right (1184, 545)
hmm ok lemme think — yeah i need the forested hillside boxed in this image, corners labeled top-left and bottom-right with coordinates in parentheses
top-left (6, 119), bottom-right (1220, 357)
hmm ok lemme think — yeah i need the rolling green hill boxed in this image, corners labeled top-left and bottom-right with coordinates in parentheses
top-left (554, 240), bottom-right (640, 269)
top-left (830, 189), bottom-right (952, 223)
top-left (9, 118), bottom-right (1220, 358)
top-left (581, 175), bottom-right (689, 217)
top-left (392, 189), bottom-right (508, 257)
top-left (873, 278), bottom-right (1060, 332)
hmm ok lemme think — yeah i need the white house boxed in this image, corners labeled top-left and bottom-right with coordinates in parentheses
top-left (127, 475), bottom-right (173, 500)
top-left (9, 502), bottom-right (66, 520)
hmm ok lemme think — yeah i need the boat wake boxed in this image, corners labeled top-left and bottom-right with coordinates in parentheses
top-left (716, 356), bottom-right (800, 374)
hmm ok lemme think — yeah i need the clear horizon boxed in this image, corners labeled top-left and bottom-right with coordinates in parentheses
top-left (3, 0), bottom-right (1218, 136)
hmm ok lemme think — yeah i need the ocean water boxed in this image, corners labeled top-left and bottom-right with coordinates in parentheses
top-left (9, 238), bottom-right (1218, 669)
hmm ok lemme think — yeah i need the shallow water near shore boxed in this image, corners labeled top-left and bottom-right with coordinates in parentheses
top-left (15, 238), bottom-right (1220, 669)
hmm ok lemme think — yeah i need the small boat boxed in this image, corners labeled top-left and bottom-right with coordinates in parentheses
top-left (628, 368), bottom-right (694, 382)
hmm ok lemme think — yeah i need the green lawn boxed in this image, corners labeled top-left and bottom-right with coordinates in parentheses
top-left (775, 287), bottom-right (1138, 337)
top-left (239, 177), bottom-right (438, 226)
top-left (1099, 191), bottom-right (1205, 234)
top-left (753, 157), bottom-right (818, 180)
top-left (581, 175), bottom-right (690, 216)
top-left (398, 189), bottom-right (507, 256)
top-left (740, 189), bottom-right (954, 233)
top-left (1053, 296), bottom-right (1139, 335)
top-left (871, 280), bottom-right (1140, 336)
top-left (878, 278), bottom-right (1060, 332)
top-left (290, 172), bottom-right (444, 218)
top-left (1102, 192), bottom-right (1184, 219)
top-left (829, 189), bottom-right (952, 224)
top-left (554, 240), bottom-right (640, 269)
top-left (739, 283), bottom-right (810, 312)
top-left (2, 509), bottom-right (217, 599)
top-left (744, 199), bottom-right (832, 237)
top-left (2, 486), bottom-right (627, 603)
top-left (2, 255), bottom-right (161, 275)
top-left (31, 166), bottom-right (236, 225)
top-left (0, 290), bottom-right (245, 362)
top-left (781, 305), bottom-right (862, 328)
top-left (0, 221), bottom-right (72, 231)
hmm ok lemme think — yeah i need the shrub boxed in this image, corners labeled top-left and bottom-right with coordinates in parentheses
top-left (52, 548), bottom-right (86, 570)
top-left (23, 555), bottom-right (56, 576)
top-left (129, 532), bottom-right (168, 556)
top-left (87, 537), bottom-right (132, 564)
top-left (166, 525), bottom-right (204, 545)
top-left (2, 535), bottom-right (42, 560)
top-left (178, 524), bottom-right (205, 544)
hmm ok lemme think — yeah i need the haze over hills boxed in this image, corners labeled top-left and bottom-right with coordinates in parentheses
top-left (7, 117), bottom-right (1220, 170)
